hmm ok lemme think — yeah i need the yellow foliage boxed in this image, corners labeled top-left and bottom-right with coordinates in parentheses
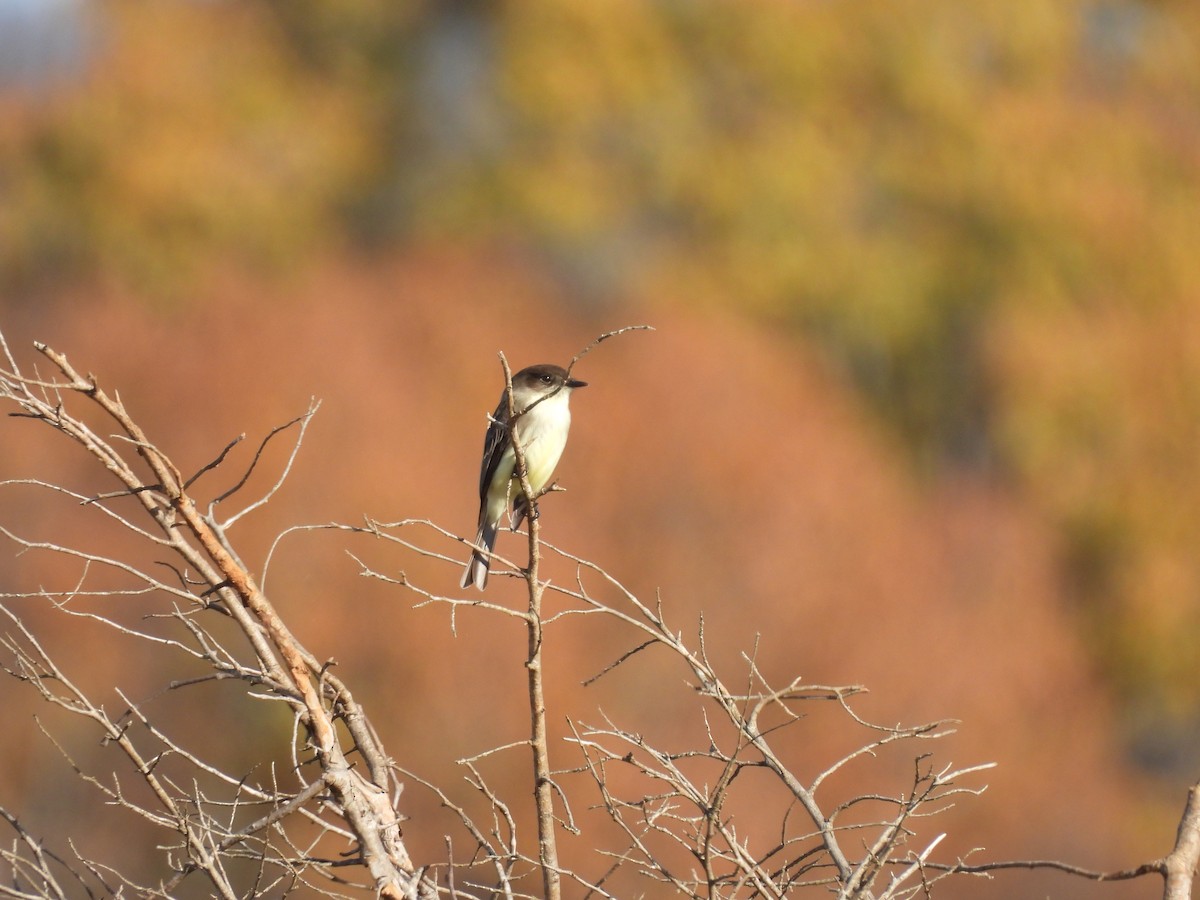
top-left (0, 2), bottom-right (372, 294)
top-left (4, 0), bottom-right (1200, 722)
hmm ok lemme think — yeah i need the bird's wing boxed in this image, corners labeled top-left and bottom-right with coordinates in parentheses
top-left (476, 393), bottom-right (511, 502)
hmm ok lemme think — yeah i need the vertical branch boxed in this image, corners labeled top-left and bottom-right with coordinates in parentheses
top-left (498, 353), bottom-right (561, 900)
top-left (1165, 782), bottom-right (1200, 900)
top-left (523, 469), bottom-right (560, 900)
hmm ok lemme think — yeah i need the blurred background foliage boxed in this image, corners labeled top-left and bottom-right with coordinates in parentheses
top-left (2, 0), bottom-right (1200, 773)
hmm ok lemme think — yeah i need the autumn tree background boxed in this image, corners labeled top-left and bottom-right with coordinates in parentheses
top-left (1, 1), bottom-right (1199, 897)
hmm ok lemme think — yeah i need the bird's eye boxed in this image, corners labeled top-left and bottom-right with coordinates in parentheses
top-left (541, 374), bottom-right (553, 384)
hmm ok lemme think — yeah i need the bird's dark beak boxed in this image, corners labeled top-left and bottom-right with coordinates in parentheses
top-left (567, 378), bottom-right (588, 389)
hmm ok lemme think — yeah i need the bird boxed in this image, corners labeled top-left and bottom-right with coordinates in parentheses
top-left (461, 363), bottom-right (587, 590)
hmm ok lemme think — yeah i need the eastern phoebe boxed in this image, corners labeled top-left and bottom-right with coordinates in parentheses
top-left (461, 364), bottom-right (587, 590)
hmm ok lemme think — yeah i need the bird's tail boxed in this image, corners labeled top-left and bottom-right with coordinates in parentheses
top-left (461, 520), bottom-right (499, 590)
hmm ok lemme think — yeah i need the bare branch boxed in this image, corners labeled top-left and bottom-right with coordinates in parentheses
top-left (566, 324), bottom-right (655, 376)
top-left (0, 340), bottom-right (432, 899)
top-left (215, 400), bottom-right (320, 528)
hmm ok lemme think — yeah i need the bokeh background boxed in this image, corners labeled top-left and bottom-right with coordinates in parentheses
top-left (1, 0), bottom-right (1199, 896)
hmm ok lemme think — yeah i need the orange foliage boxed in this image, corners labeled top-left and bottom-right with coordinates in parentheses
top-left (0, 253), bottom-right (1161, 896)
